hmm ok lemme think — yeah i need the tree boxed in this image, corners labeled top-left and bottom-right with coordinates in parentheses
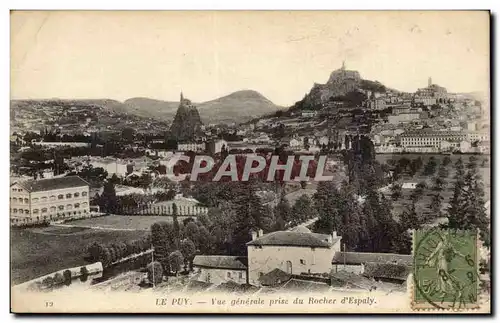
top-left (442, 156), bottom-right (452, 167)
top-left (169, 250), bottom-right (184, 276)
top-left (429, 193), bottom-right (444, 216)
top-left (274, 196), bottom-right (291, 229)
top-left (431, 176), bottom-right (446, 192)
top-left (180, 239), bottom-right (196, 271)
top-left (147, 261), bottom-right (164, 286)
top-left (231, 182), bottom-right (268, 254)
top-left (446, 160), bottom-right (490, 247)
top-left (151, 222), bottom-right (172, 272)
top-left (63, 269), bottom-right (72, 285)
top-left (314, 181), bottom-right (340, 235)
top-left (99, 181), bottom-right (118, 214)
top-left (400, 202), bottom-right (422, 230)
top-left (109, 173), bottom-right (121, 185)
top-left (423, 157), bottom-right (438, 176)
top-left (291, 195), bottom-right (315, 226)
top-left (390, 183), bottom-right (402, 201)
top-left (172, 203), bottom-right (180, 249)
top-left (410, 181), bottom-right (427, 202)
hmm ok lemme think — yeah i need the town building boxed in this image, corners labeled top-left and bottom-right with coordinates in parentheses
top-left (88, 157), bottom-right (129, 177)
top-left (149, 194), bottom-right (208, 216)
top-left (246, 227), bottom-right (342, 286)
top-left (399, 130), bottom-right (468, 150)
top-left (192, 255), bottom-right (248, 285)
top-left (301, 110), bottom-right (317, 118)
top-left (10, 176), bottom-right (90, 226)
top-left (387, 113), bottom-right (421, 124)
top-left (206, 139), bottom-right (228, 154)
top-left (177, 142), bottom-right (206, 152)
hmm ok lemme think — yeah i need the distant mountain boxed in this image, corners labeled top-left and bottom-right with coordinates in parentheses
top-left (121, 98), bottom-right (179, 120)
top-left (197, 90), bottom-right (281, 124)
top-left (116, 90), bottom-right (281, 124)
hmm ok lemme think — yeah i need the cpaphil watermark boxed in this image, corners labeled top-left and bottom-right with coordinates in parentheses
top-left (166, 153), bottom-right (335, 182)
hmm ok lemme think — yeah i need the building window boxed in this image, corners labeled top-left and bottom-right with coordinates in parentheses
top-left (12, 188), bottom-right (17, 192)
top-left (24, 198), bottom-right (28, 204)
top-left (41, 197), bottom-right (47, 202)
top-left (239, 272), bottom-right (243, 279)
top-left (18, 189), bottom-right (23, 192)
top-left (66, 204), bottom-right (72, 210)
top-left (74, 192), bottom-right (80, 198)
top-left (82, 191), bottom-right (88, 197)
top-left (300, 259), bottom-right (306, 265)
top-left (13, 208), bottom-right (18, 213)
top-left (58, 205), bottom-right (64, 210)
top-left (50, 195), bottom-right (56, 201)
top-left (74, 203), bottom-right (80, 208)
top-left (82, 202), bottom-right (88, 207)
top-left (25, 209), bottom-right (30, 214)
top-left (41, 208), bottom-right (48, 213)
top-left (66, 193), bottom-right (72, 199)
top-left (33, 209), bottom-right (39, 214)
top-left (12, 197), bottom-right (17, 203)
top-left (19, 209), bottom-right (23, 214)
top-left (50, 206), bottom-right (56, 212)
top-left (58, 194), bottom-right (64, 200)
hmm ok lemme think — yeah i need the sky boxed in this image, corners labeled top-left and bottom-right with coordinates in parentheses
top-left (11, 11), bottom-right (490, 107)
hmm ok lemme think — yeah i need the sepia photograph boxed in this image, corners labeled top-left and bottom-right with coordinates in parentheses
top-left (9, 10), bottom-right (491, 314)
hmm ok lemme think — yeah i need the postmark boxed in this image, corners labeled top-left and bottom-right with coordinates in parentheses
top-left (413, 229), bottom-right (479, 310)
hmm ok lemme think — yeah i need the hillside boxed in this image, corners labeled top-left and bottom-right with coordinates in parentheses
top-left (121, 98), bottom-right (179, 120)
top-left (197, 90), bottom-right (281, 124)
top-left (106, 90), bottom-right (281, 124)
top-left (291, 64), bottom-right (393, 112)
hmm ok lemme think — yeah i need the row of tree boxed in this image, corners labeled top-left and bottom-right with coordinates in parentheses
top-left (86, 236), bottom-right (151, 267)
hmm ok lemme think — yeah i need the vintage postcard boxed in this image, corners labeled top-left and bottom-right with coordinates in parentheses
top-left (10, 10), bottom-right (491, 314)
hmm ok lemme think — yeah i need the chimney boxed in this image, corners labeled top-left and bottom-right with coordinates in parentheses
top-left (251, 230), bottom-right (258, 241)
top-left (258, 229), bottom-right (263, 237)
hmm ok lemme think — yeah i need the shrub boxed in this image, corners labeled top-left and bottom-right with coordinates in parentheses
top-left (53, 273), bottom-right (65, 285)
top-left (147, 261), bottom-right (163, 286)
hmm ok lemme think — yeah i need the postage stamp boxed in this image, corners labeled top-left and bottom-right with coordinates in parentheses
top-left (413, 229), bottom-right (480, 310)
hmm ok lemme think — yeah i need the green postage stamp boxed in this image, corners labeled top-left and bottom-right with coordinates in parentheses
top-left (413, 229), bottom-right (480, 310)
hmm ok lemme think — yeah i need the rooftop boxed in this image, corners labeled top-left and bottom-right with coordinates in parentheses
top-left (258, 268), bottom-right (292, 287)
top-left (15, 176), bottom-right (89, 192)
top-left (362, 262), bottom-right (411, 281)
top-left (247, 231), bottom-right (338, 248)
top-left (331, 252), bottom-right (412, 266)
top-left (192, 255), bottom-right (248, 270)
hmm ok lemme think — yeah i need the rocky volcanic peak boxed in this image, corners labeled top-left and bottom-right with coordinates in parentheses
top-left (296, 63), bottom-right (387, 109)
top-left (169, 93), bottom-right (203, 140)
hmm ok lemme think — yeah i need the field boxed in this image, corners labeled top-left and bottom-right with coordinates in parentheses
top-left (64, 215), bottom-right (194, 231)
top-left (10, 215), bottom-right (196, 284)
top-left (10, 226), bottom-right (146, 285)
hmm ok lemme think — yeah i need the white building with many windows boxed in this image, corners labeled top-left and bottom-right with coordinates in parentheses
top-left (10, 176), bottom-right (90, 226)
top-left (399, 130), bottom-right (467, 150)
